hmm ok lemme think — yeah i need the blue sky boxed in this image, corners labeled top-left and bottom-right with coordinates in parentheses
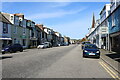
top-left (2, 2), bottom-right (109, 39)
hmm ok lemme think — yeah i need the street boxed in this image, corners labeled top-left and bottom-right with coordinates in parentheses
top-left (2, 44), bottom-right (115, 78)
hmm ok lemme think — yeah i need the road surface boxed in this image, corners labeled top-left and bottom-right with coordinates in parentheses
top-left (2, 44), bottom-right (114, 78)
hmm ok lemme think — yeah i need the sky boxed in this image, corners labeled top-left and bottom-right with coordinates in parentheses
top-left (1, 2), bottom-right (109, 39)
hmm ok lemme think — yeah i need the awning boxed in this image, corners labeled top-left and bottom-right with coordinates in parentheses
top-left (0, 38), bottom-right (12, 40)
top-left (110, 32), bottom-right (120, 37)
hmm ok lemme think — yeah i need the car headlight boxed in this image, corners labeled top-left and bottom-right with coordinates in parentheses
top-left (96, 51), bottom-right (99, 53)
top-left (1, 50), bottom-right (4, 52)
top-left (84, 50), bottom-right (88, 52)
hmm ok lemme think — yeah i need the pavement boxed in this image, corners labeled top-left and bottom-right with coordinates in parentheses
top-left (100, 49), bottom-right (120, 74)
top-left (0, 44), bottom-right (119, 79)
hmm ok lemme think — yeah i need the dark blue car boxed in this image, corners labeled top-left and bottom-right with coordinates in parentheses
top-left (83, 44), bottom-right (100, 58)
top-left (2, 44), bottom-right (23, 54)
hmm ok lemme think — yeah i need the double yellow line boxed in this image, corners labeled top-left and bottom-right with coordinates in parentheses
top-left (99, 61), bottom-right (120, 80)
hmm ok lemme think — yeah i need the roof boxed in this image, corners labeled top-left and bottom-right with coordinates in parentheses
top-left (36, 24), bottom-right (44, 30)
top-left (0, 12), bottom-right (12, 24)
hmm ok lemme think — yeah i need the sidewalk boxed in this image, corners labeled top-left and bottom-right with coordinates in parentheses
top-left (100, 49), bottom-right (120, 74)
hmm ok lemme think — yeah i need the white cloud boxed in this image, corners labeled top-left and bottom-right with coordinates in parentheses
top-left (26, 8), bottom-right (87, 20)
top-left (49, 3), bottom-right (71, 8)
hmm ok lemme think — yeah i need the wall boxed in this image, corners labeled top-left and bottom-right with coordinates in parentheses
top-left (11, 25), bottom-right (30, 48)
top-left (2, 24), bottom-right (11, 38)
top-left (0, 22), bottom-right (2, 52)
top-left (0, 22), bottom-right (3, 38)
top-left (108, 6), bottom-right (120, 34)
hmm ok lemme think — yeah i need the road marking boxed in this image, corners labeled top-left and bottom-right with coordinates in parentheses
top-left (99, 62), bottom-right (116, 79)
top-left (99, 62), bottom-right (120, 80)
top-left (101, 62), bottom-right (120, 80)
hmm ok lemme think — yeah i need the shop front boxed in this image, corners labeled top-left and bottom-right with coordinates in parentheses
top-left (110, 31), bottom-right (120, 52)
top-left (0, 37), bottom-right (12, 52)
top-left (29, 37), bottom-right (37, 48)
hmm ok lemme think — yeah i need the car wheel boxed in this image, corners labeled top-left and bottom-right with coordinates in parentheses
top-left (9, 50), bottom-right (13, 53)
top-left (20, 49), bottom-right (23, 52)
top-left (83, 54), bottom-right (85, 58)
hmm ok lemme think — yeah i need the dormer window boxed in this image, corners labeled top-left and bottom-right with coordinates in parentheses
top-left (11, 16), bottom-right (13, 21)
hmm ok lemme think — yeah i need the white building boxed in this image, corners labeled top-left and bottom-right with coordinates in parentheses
top-left (110, 0), bottom-right (120, 13)
top-left (87, 4), bottom-right (111, 49)
top-left (44, 27), bottom-right (53, 42)
top-left (99, 4), bottom-right (111, 49)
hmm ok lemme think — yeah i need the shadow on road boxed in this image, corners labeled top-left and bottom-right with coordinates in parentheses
top-left (0, 56), bottom-right (13, 60)
top-left (105, 53), bottom-right (120, 63)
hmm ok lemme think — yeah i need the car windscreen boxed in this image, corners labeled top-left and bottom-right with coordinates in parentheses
top-left (85, 45), bottom-right (98, 49)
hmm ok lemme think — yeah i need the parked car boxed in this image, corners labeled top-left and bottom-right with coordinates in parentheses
top-left (81, 41), bottom-right (91, 49)
top-left (44, 42), bottom-right (52, 48)
top-left (57, 43), bottom-right (61, 46)
top-left (83, 44), bottom-right (100, 58)
top-left (37, 42), bottom-right (52, 49)
top-left (60, 43), bottom-right (65, 46)
top-left (37, 43), bottom-right (47, 49)
top-left (64, 42), bottom-right (69, 46)
top-left (2, 44), bottom-right (23, 54)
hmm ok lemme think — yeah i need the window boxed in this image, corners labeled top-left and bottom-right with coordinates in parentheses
top-left (112, 13), bottom-right (115, 27)
top-left (3, 23), bottom-right (8, 33)
top-left (23, 28), bottom-right (26, 35)
top-left (19, 20), bottom-right (23, 27)
top-left (14, 26), bottom-right (17, 33)
top-left (23, 20), bottom-right (26, 27)
top-left (11, 16), bottom-right (13, 21)
top-left (14, 38), bottom-right (17, 44)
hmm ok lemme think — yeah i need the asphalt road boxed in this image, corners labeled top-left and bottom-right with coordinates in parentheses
top-left (2, 44), bottom-right (113, 78)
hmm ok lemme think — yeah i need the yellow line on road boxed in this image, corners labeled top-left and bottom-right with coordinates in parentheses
top-left (101, 62), bottom-right (120, 80)
top-left (99, 62), bottom-right (117, 79)
top-left (99, 62), bottom-right (120, 80)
